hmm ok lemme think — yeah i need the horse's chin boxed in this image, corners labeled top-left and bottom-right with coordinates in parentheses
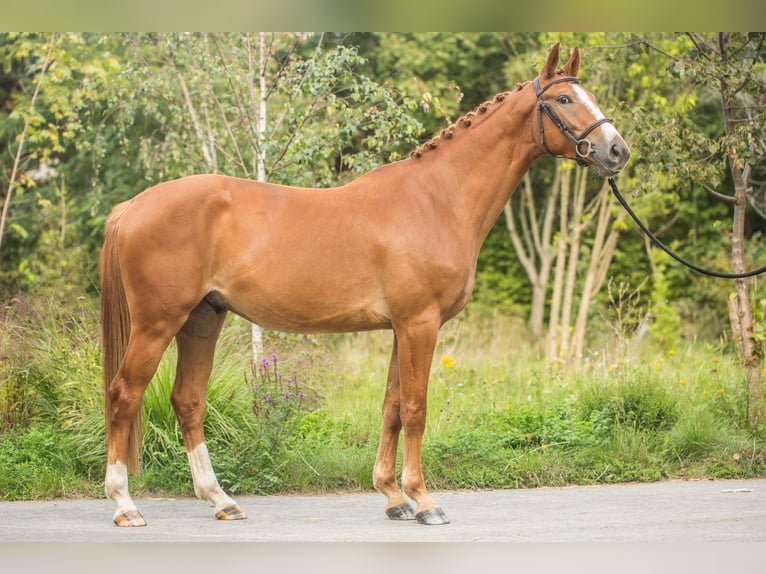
top-left (596, 165), bottom-right (622, 178)
top-left (592, 156), bottom-right (624, 178)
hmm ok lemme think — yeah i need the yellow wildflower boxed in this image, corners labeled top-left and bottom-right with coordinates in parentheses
top-left (440, 355), bottom-right (456, 369)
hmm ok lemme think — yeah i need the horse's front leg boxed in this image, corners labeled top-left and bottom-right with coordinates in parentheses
top-left (395, 316), bottom-right (450, 525)
top-left (373, 336), bottom-right (416, 520)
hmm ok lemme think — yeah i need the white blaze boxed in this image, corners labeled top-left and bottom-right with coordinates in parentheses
top-left (572, 84), bottom-right (620, 142)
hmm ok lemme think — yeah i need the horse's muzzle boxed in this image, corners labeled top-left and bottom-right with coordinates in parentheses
top-left (595, 136), bottom-right (630, 177)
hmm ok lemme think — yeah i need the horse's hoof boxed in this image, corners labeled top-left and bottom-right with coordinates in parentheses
top-left (215, 504), bottom-right (247, 520)
top-left (113, 509), bottom-right (146, 527)
top-left (416, 507), bottom-right (450, 525)
top-left (385, 503), bottom-right (416, 520)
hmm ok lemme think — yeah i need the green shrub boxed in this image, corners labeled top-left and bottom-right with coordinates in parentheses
top-left (0, 425), bottom-right (93, 499)
top-left (577, 376), bottom-right (679, 433)
top-left (666, 407), bottom-right (733, 459)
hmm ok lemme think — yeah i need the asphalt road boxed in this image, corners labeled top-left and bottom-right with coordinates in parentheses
top-left (1, 477), bottom-right (765, 542)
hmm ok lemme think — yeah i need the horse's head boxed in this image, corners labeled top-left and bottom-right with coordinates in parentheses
top-left (533, 43), bottom-right (630, 177)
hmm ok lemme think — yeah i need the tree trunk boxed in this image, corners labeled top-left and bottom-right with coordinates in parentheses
top-left (568, 180), bottom-right (624, 362)
top-left (542, 169), bottom-right (624, 364)
top-left (558, 168), bottom-right (588, 360)
top-left (251, 31), bottom-right (268, 362)
top-left (504, 171), bottom-right (559, 338)
top-left (731, 189), bottom-right (763, 427)
top-left (718, 33), bottom-right (764, 428)
top-left (546, 165), bottom-right (571, 361)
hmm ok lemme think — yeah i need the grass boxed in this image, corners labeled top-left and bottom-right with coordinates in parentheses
top-left (1, 296), bottom-right (765, 501)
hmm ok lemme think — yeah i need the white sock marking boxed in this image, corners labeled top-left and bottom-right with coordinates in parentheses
top-left (105, 461), bottom-right (137, 519)
top-left (187, 442), bottom-right (237, 512)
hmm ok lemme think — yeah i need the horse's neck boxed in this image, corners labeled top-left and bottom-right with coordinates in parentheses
top-left (408, 91), bottom-right (541, 247)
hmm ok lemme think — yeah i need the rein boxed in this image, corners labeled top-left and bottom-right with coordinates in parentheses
top-left (534, 76), bottom-right (614, 167)
top-left (608, 177), bottom-right (766, 279)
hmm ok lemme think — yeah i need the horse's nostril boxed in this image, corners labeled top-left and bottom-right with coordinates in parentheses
top-left (610, 142), bottom-right (630, 164)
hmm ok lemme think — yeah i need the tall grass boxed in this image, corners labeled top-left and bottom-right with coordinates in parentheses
top-left (1, 297), bottom-right (765, 501)
top-left (0, 295), bottom-right (105, 498)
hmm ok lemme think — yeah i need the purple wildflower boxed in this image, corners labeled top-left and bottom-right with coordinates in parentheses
top-left (271, 353), bottom-right (279, 366)
top-left (284, 391), bottom-right (291, 399)
top-left (261, 356), bottom-right (270, 369)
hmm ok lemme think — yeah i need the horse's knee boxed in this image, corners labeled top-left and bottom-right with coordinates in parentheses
top-left (381, 403), bottom-right (402, 431)
top-left (399, 401), bottom-right (426, 433)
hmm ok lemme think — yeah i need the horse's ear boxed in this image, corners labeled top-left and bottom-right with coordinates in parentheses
top-left (540, 42), bottom-right (561, 80)
top-left (562, 47), bottom-right (581, 77)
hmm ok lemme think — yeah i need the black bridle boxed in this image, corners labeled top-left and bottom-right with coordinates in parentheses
top-left (534, 76), bottom-right (614, 167)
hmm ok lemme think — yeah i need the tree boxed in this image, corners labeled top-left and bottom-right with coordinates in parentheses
top-left (628, 33), bottom-right (766, 427)
top-left (707, 33), bottom-right (765, 427)
top-left (0, 33), bottom-right (128, 293)
top-left (503, 170), bottom-right (558, 339)
top-left (506, 162), bottom-right (626, 363)
top-left (0, 34), bottom-right (55, 252)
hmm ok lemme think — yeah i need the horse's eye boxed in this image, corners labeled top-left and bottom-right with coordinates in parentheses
top-left (557, 95), bottom-right (571, 104)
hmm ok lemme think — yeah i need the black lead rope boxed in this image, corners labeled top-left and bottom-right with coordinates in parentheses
top-left (607, 177), bottom-right (766, 279)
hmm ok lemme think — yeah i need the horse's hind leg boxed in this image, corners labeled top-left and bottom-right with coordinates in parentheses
top-left (373, 336), bottom-right (415, 520)
top-left (106, 326), bottom-right (177, 527)
top-left (171, 301), bottom-right (246, 521)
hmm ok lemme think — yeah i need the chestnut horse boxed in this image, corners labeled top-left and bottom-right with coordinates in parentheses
top-left (101, 44), bottom-right (629, 527)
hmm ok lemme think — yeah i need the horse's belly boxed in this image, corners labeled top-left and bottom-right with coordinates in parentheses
top-left (211, 283), bottom-right (392, 334)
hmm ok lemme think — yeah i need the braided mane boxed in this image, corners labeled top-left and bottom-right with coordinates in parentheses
top-left (409, 82), bottom-right (528, 159)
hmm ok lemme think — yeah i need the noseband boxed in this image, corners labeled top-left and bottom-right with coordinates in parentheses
top-left (533, 76), bottom-right (614, 167)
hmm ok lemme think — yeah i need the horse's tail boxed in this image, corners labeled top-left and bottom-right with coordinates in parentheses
top-left (100, 203), bottom-right (141, 475)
